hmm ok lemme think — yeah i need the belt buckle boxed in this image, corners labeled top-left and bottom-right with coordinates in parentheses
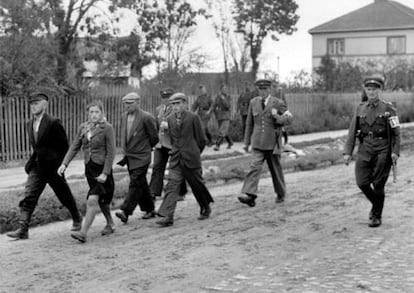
top-left (368, 131), bottom-right (373, 139)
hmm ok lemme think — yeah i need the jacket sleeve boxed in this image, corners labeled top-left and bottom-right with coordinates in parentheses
top-left (145, 114), bottom-right (159, 148)
top-left (62, 124), bottom-right (83, 167)
top-left (244, 102), bottom-right (254, 146)
top-left (52, 118), bottom-right (70, 161)
top-left (193, 114), bottom-right (206, 153)
top-left (191, 98), bottom-right (199, 112)
top-left (388, 105), bottom-right (401, 156)
top-left (343, 107), bottom-right (359, 156)
top-left (222, 95), bottom-right (231, 110)
top-left (273, 99), bottom-right (292, 126)
top-left (103, 124), bottom-right (116, 175)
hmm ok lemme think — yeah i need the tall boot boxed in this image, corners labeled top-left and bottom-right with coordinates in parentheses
top-left (6, 210), bottom-right (31, 239)
top-left (214, 136), bottom-right (224, 151)
top-left (225, 136), bottom-right (233, 149)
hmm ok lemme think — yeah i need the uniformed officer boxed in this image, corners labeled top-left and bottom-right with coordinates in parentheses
top-left (191, 85), bottom-right (214, 146)
top-left (343, 75), bottom-right (400, 228)
top-left (212, 83), bottom-right (233, 150)
top-left (237, 82), bottom-right (254, 136)
top-left (238, 79), bottom-right (293, 207)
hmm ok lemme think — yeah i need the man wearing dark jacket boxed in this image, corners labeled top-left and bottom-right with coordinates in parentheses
top-left (6, 92), bottom-right (82, 240)
top-left (115, 92), bottom-right (159, 223)
top-left (156, 93), bottom-right (214, 227)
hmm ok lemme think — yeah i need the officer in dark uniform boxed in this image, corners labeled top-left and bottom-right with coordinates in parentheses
top-left (191, 85), bottom-right (213, 146)
top-left (344, 75), bottom-right (400, 228)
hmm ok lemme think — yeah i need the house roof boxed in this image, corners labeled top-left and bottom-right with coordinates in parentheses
top-left (309, 0), bottom-right (414, 34)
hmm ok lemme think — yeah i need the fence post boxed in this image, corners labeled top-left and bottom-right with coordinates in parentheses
top-left (0, 95), bottom-right (4, 161)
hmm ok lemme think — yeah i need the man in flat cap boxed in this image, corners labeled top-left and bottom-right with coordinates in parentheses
top-left (7, 92), bottom-right (83, 239)
top-left (192, 84), bottom-right (214, 146)
top-left (115, 92), bottom-right (159, 223)
top-left (238, 79), bottom-right (293, 207)
top-left (149, 88), bottom-right (187, 202)
top-left (156, 93), bottom-right (214, 227)
top-left (212, 83), bottom-right (233, 150)
top-left (344, 74), bottom-right (400, 228)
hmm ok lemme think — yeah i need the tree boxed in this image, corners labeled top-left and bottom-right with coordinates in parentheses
top-left (233, 0), bottom-right (299, 78)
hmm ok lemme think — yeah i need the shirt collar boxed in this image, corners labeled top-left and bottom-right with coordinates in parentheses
top-left (368, 98), bottom-right (380, 107)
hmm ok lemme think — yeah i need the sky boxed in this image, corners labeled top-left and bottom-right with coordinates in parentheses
top-left (113, 0), bottom-right (414, 82)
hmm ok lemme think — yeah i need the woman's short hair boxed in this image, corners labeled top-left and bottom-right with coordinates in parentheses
top-left (86, 100), bottom-right (104, 112)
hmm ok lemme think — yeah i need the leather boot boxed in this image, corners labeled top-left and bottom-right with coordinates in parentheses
top-left (156, 215), bottom-right (174, 227)
top-left (225, 136), bottom-right (233, 149)
top-left (214, 136), bottom-right (224, 151)
top-left (6, 210), bottom-right (31, 239)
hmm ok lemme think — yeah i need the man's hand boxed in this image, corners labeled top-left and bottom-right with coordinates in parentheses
top-left (96, 173), bottom-right (107, 183)
top-left (57, 164), bottom-right (66, 176)
top-left (391, 153), bottom-right (399, 164)
top-left (243, 145), bottom-right (249, 153)
top-left (343, 154), bottom-right (351, 166)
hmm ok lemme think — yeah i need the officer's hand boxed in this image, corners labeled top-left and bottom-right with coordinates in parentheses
top-left (243, 145), bottom-right (249, 153)
top-left (343, 155), bottom-right (351, 166)
top-left (57, 164), bottom-right (66, 176)
top-left (271, 108), bottom-right (280, 118)
top-left (96, 173), bottom-right (107, 183)
top-left (391, 153), bottom-right (399, 164)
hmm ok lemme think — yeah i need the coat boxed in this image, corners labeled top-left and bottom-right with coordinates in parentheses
top-left (119, 109), bottom-right (158, 170)
top-left (25, 113), bottom-right (69, 174)
top-left (62, 121), bottom-right (116, 175)
top-left (155, 104), bottom-right (173, 149)
top-left (191, 94), bottom-right (213, 122)
top-left (244, 95), bottom-right (292, 154)
top-left (167, 110), bottom-right (206, 169)
top-left (212, 93), bottom-right (231, 121)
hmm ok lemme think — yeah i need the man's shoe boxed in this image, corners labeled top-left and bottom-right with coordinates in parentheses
top-left (198, 205), bottom-right (211, 220)
top-left (156, 217), bottom-right (174, 227)
top-left (71, 216), bottom-right (83, 231)
top-left (227, 141), bottom-right (233, 149)
top-left (6, 227), bottom-right (28, 239)
top-left (275, 196), bottom-right (285, 203)
top-left (368, 217), bottom-right (382, 228)
top-left (101, 225), bottom-right (114, 236)
top-left (214, 145), bottom-right (220, 151)
top-left (115, 211), bottom-right (129, 224)
top-left (238, 195), bottom-right (256, 207)
top-left (142, 211), bottom-right (156, 219)
top-left (71, 231), bottom-right (86, 243)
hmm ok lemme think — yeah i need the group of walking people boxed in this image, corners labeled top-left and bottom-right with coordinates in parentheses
top-left (6, 74), bottom-right (400, 243)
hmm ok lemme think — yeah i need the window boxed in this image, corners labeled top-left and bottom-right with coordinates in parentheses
top-left (327, 38), bottom-right (345, 56)
top-left (387, 36), bottom-right (406, 55)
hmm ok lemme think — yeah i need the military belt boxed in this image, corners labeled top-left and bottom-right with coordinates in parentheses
top-left (361, 131), bottom-right (387, 140)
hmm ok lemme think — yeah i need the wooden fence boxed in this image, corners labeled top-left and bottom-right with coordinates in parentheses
top-left (1, 91), bottom-right (413, 161)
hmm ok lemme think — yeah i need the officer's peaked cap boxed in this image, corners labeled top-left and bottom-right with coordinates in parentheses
top-left (28, 92), bottom-right (49, 103)
top-left (160, 88), bottom-right (174, 98)
top-left (255, 79), bottom-right (271, 89)
top-left (363, 75), bottom-right (385, 88)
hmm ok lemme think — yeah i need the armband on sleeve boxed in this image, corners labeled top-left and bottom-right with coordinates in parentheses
top-left (388, 116), bottom-right (400, 128)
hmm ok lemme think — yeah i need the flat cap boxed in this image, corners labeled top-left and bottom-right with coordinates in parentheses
top-left (168, 92), bottom-right (187, 103)
top-left (160, 88), bottom-right (174, 98)
top-left (255, 79), bottom-right (271, 89)
top-left (122, 92), bottom-right (140, 102)
top-left (363, 75), bottom-right (385, 88)
top-left (28, 92), bottom-right (49, 103)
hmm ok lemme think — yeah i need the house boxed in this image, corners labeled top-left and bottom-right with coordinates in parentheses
top-left (309, 0), bottom-right (414, 72)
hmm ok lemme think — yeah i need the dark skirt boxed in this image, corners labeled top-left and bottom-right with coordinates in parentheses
top-left (85, 160), bottom-right (114, 205)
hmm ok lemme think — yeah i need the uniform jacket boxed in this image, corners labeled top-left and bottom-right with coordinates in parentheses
top-left (237, 91), bottom-right (253, 116)
top-left (119, 109), bottom-right (158, 170)
top-left (167, 110), bottom-right (206, 169)
top-left (344, 99), bottom-right (400, 161)
top-left (155, 103), bottom-right (173, 149)
top-left (191, 94), bottom-right (213, 122)
top-left (62, 121), bottom-right (116, 175)
top-left (212, 93), bottom-right (231, 121)
top-left (25, 113), bottom-right (69, 173)
top-left (244, 95), bottom-right (292, 154)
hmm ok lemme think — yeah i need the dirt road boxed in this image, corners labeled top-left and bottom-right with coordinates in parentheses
top-left (1, 153), bottom-right (414, 293)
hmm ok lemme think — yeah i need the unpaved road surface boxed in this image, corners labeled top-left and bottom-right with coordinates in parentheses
top-left (1, 153), bottom-right (414, 293)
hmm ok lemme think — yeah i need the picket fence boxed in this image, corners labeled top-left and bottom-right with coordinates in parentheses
top-left (1, 91), bottom-right (413, 161)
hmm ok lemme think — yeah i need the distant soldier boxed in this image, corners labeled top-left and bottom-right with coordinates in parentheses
top-left (149, 88), bottom-right (187, 201)
top-left (344, 75), bottom-right (400, 228)
top-left (237, 82), bottom-right (254, 136)
top-left (192, 85), bottom-right (214, 146)
top-left (238, 79), bottom-right (293, 207)
top-left (212, 83), bottom-right (233, 151)
top-left (6, 92), bottom-right (82, 240)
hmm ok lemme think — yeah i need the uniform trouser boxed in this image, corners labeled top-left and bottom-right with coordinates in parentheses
top-left (201, 119), bottom-right (212, 143)
top-left (241, 149), bottom-right (286, 198)
top-left (157, 166), bottom-right (214, 218)
top-left (241, 115), bottom-right (248, 138)
top-left (121, 165), bottom-right (155, 215)
top-left (149, 147), bottom-right (187, 197)
top-left (216, 119), bottom-right (232, 146)
top-left (19, 165), bottom-right (81, 221)
top-left (355, 152), bottom-right (392, 219)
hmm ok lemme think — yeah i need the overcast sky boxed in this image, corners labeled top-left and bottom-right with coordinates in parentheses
top-left (113, 0), bottom-right (414, 81)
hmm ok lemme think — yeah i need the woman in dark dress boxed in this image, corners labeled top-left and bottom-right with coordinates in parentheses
top-left (58, 100), bottom-right (116, 243)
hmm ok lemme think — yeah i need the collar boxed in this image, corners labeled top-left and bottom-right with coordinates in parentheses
top-left (33, 113), bottom-right (45, 122)
top-left (368, 98), bottom-right (380, 108)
